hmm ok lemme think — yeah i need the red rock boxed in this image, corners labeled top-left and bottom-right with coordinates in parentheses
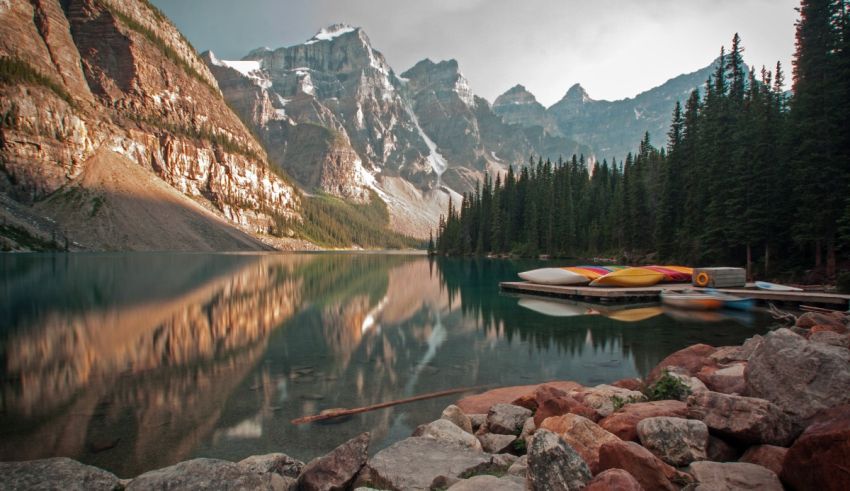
top-left (739, 445), bottom-right (787, 476)
top-left (611, 378), bottom-right (644, 391)
top-left (648, 344), bottom-right (717, 384)
top-left (796, 311), bottom-right (848, 330)
top-left (810, 323), bottom-right (848, 335)
top-left (457, 381), bottom-right (583, 414)
top-left (510, 394), bottom-right (537, 412)
top-left (597, 440), bottom-right (689, 491)
top-left (583, 468), bottom-right (643, 491)
top-left (533, 393), bottom-right (600, 426)
top-left (540, 414), bottom-right (620, 474)
top-left (599, 400), bottom-right (688, 441)
top-left (781, 404), bottom-right (850, 491)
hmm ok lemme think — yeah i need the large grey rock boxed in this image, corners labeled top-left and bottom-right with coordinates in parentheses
top-left (687, 390), bottom-right (797, 446)
top-left (413, 419), bottom-right (482, 451)
top-left (356, 437), bottom-right (506, 490)
top-left (809, 330), bottom-right (850, 348)
top-left (0, 457), bottom-right (120, 491)
top-left (486, 403), bottom-right (532, 435)
top-left (745, 328), bottom-right (850, 420)
top-left (686, 461), bottom-right (782, 490)
top-left (441, 404), bottom-right (473, 434)
top-left (238, 453), bottom-right (303, 478)
top-left (526, 429), bottom-right (592, 491)
top-left (296, 432), bottom-right (369, 491)
top-left (126, 458), bottom-right (281, 490)
top-left (476, 432), bottom-right (516, 453)
top-left (447, 474), bottom-right (526, 490)
top-left (637, 416), bottom-right (709, 466)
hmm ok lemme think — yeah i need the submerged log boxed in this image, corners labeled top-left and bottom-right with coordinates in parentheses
top-left (291, 385), bottom-right (494, 425)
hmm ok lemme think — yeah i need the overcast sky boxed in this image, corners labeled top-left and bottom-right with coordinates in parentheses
top-left (151, 0), bottom-right (799, 106)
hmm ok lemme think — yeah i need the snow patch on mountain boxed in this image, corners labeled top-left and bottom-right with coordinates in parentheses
top-left (305, 24), bottom-right (357, 44)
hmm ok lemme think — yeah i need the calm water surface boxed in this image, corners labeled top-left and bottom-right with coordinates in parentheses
top-left (0, 253), bottom-right (774, 477)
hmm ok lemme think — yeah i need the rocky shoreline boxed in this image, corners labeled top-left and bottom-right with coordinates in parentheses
top-left (2, 310), bottom-right (848, 490)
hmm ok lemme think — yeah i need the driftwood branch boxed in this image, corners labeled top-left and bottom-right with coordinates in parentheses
top-left (291, 384), bottom-right (494, 425)
top-left (768, 303), bottom-right (798, 325)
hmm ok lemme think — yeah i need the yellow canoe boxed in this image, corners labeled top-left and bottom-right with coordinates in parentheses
top-left (661, 266), bottom-right (694, 274)
top-left (589, 267), bottom-right (666, 287)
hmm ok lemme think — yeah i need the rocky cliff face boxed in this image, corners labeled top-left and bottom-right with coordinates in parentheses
top-left (207, 28), bottom-right (594, 237)
top-left (0, 0), bottom-right (300, 250)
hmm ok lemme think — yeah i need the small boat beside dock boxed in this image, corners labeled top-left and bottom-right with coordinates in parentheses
top-left (661, 290), bottom-right (723, 310)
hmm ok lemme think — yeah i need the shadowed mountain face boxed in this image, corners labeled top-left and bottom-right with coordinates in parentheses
top-left (0, 253), bottom-right (771, 477)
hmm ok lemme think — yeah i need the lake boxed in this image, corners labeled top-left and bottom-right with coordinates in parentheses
top-left (0, 253), bottom-right (773, 478)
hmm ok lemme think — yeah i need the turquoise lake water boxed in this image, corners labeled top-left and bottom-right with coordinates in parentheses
top-left (0, 253), bottom-right (774, 477)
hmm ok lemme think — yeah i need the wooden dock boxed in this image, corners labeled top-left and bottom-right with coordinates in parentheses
top-left (499, 281), bottom-right (850, 309)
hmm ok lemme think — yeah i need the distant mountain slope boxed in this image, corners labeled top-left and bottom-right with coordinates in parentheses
top-left (490, 61), bottom-right (719, 161)
top-left (0, 0), bottom-right (300, 250)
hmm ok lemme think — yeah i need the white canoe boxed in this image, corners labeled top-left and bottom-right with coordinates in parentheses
top-left (755, 281), bottom-right (803, 292)
top-left (518, 268), bottom-right (590, 285)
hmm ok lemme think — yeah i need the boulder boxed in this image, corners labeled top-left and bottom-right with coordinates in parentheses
top-left (686, 461), bottom-right (782, 490)
top-left (578, 384), bottom-right (647, 417)
top-left (238, 453), bottom-right (303, 478)
top-left (457, 382), bottom-right (583, 414)
top-left (539, 414), bottom-right (620, 473)
top-left (506, 455), bottom-right (527, 477)
top-left (796, 311), bottom-right (848, 330)
top-left (597, 440), bottom-right (688, 491)
top-left (697, 362), bottom-right (746, 395)
top-left (637, 416), bottom-right (708, 466)
top-left (738, 445), bottom-right (787, 476)
top-left (781, 404), bottom-right (850, 491)
top-left (611, 377), bottom-right (644, 391)
top-left (745, 328), bottom-right (850, 420)
top-left (441, 405), bottom-right (473, 434)
top-left (599, 400), bottom-right (688, 441)
top-left (126, 458), bottom-right (281, 490)
top-left (486, 404), bottom-right (532, 435)
top-left (477, 433), bottom-right (515, 453)
top-left (809, 330), bottom-right (850, 348)
top-left (413, 419), bottom-right (483, 451)
top-left (297, 432), bottom-right (369, 491)
top-left (0, 457), bottom-right (120, 491)
top-left (446, 474), bottom-right (525, 490)
top-left (648, 343), bottom-right (717, 383)
top-left (810, 323), bottom-right (849, 335)
top-left (355, 437), bottom-right (503, 490)
top-left (687, 390), bottom-right (797, 446)
top-left (510, 393), bottom-right (538, 411)
top-left (709, 344), bottom-right (754, 364)
top-left (526, 429), bottom-right (592, 491)
top-left (533, 392), bottom-right (600, 426)
top-left (519, 417), bottom-right (536, 446)
top-left (706, 435), bottom-right (741, 462)
top-left (468, 414), bottom-right (486, 432)
top-left (665, 368), bottom-right (709, 395)
top-left (583, 468), bottom-right (643, 491)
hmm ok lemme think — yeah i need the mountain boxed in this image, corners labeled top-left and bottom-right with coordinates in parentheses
top-left (546, 62), bottom-right (720, 160)
top-left (206, 26), bottom-right (591, 237)
top-left (0, 0), bottom-right (300, 251)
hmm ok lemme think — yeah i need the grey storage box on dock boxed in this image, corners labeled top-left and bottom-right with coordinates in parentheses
top-left (692, 267), bottom-right (746, 288)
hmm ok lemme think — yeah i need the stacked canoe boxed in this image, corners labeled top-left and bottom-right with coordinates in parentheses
top-left (518, 265), bottom-right (693, 287)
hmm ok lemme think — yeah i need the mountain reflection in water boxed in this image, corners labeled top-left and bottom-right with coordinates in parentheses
top-left (0, 254), bottom-right (772, 477)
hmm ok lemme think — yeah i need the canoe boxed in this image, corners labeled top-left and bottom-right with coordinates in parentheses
top-left (562, 266), bottom-right (615, 280)
top-left (589, 267), bottom-right (666, 287)
top-left (661, 265), bottom-right (695, 275)
top-left (518, 298), bottom-right (598, 317)
top-left (755, 281), bottom-right (803, 292)
top-left (645, 265), bottom-right (692, 283)
top-left (660, 290), bottom-right (723, 310)
top-left (518, 268), bottom-right (590, 285)
top-left (705, 288), bottom-right (755, 311)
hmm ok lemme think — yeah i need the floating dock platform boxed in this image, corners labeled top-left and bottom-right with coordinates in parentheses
top-left (499, 281), bottom-right (850, 309)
